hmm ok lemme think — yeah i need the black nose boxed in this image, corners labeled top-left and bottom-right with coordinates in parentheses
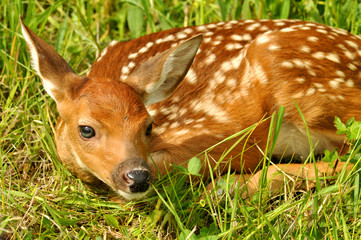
top-left (126, 170), bottom-right (150, 193)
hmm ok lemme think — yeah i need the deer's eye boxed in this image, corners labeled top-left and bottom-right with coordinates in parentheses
top-left (146, 123), bottom-right (153, 137)
top-left (79, 126), bottom-right (95, 139)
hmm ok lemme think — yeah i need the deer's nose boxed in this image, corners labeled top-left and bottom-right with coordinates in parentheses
top-left (125, 170), bottom-right (150, 193)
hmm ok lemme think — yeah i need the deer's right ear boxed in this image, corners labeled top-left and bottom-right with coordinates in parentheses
top-left (20, 17), bottom-right (84, 103)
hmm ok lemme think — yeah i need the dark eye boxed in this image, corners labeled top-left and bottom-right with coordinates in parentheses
top-left (146, 123), bottom-right (152, 136)
top-left (79, 126), bottom-right (95, 139)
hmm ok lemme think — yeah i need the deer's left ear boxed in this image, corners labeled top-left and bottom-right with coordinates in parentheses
top-left (20, 17), bottom-right (84, 103)
top-left (125, 34), bottom-right (203, 106)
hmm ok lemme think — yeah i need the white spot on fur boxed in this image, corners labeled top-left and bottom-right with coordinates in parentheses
top-left (312, 52), bottom-right (325, 59)
top-left (292, 91), bottom-right (304, 98)
top-left (98, 48), bottom-right (108, 62)
top-left (139, 46), bottom-right (149, 54)
top-left (224, 23), bottom-right (234, 29)
top-left (316, 24), bottom-right (326, 29)
top-left (167, 113), bottom-right (178, 120)
top-left (274, 21), bottom-right (286, 26)
top-left (169, 122), bottom-right (180, 129)
top-left (128, 61), bottom-right (136, 69)
top-left (205, 53), bottom-right (216, 65)
top-left (183, 28), bottom-right (194, 34)
top-left (296, 77), bottom-right (305, 84)
top-left (221, 61), bottom-right (232, 72)
top-left (329, 95), bottom-right (337, 101)
top-left (184, 119), bottom-right (194, 125)
top-left (306, 88), bottom-right (316, 96)
top-left (293, 59), bottom-right (307, 68)
top-left (231, 34), bottom-right (252, 42)
top-left (308, 70), bottom-right (317, 77)
top-left (337, 43), bottom-right (347, 51)
top-left (196, 25), bottom-right (207, 31)
top-left (246, 22), bottom-right (261, 31)
top-left (344, 49), bottom-right (355, 60)
top-left (174, 129), bottom-right (190, 136)
top-left (305, 23), bottom-right (317, 27)
top-left (347, 63), bottom-right (357, 71)
top-left (109, 40), bottom-right (118, 46)
top-left (242, 34), bottom-right (252, 41)
top-left (325, 53), bottom-right (340, 63)
top-left (337, 95), bottom-right (345, 100)
top-left (268, 44), bottom-right (281, 51)
top-left (316, 29), bottom-right (328, 34)
top-left (226, 78), bottom-right (237, 88)
top-left (225, 43), bottom-right (243, 51)
top-left (215, 35), bottom-right (224, 41)
top-left (121, 66), bottom-right (130, 75)
top-left (195, 117), bottom-right (206, 123)
top-left (332, 28), bottom-right (348, 36)
top-left (307, 36), bottom-right (319, 42)
top-left (230, 34), bottom-right (243, 41)
top-left (345, 79), bottom-right (354, 87)
top-left (329, 80), bottom-right (340, 89)
top-left (314, 83), bottom-right (324, 89)
top-left (203, 31), bottom-right (214, 37)
top-left (163, 35), bottom-right (176, 42)
top-left (345, 40), bottom-right (358, 49)
top-left (214, 70), bottom-right (226, 84)
top-left (254, 63), bottom-right (268, 84)
top-left (280, 28), bottom-right (296, 33)
top-left (189, 98), bottom-right (229, 123)
top-left (336, 70), bottom-right (345, 77)
top-left (128, 52), bottom-right (138, 59)
top-left (227, 53), bottom-right (243, 70)
top-left (186, 68), bottom-right (197, 85)
top-left (203, 38), bottom-right (211, 43)
top-left (256, 34), bottom-right (270, 44)
top-left (281, 61), bottom-right (293, 68)
top-left (260, 25), bottom-right (270, 31)
top-left (301, 46), bottom-right (311, 53)
top-left (179, 108), bottom-right (187, 116)
top-left (146, 42), bottom-right (154, 48)
top-left (192, 124), bottom-right (204, 129)
top-left (212, 40), bottom-right (222, 46)
top-left (176, 32), bottom-right (188, 39)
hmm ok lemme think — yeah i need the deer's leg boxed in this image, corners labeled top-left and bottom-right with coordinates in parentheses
top-left (206, 161), bottom-right (354, 198)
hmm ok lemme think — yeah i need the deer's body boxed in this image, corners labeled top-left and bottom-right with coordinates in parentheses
top-left (21, 19), bottom-right (359, 200)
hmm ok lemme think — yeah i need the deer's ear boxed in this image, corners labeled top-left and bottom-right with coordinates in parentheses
top-left (125, 34), bottom-right (203, 105)
top-left (20, 17), bottom-right (84, 103)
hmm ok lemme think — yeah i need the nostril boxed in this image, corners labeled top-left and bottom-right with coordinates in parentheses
top-left (126, 170), bottom-right (150, 184)
top-left (126, 170), bottom-right (150, 193)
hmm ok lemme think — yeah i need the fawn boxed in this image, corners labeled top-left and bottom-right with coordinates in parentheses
top-left (20, 17), bottom-right (358, 200)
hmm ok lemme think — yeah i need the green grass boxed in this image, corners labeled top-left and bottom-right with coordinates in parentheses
top-left (1, 0), bottom-right (361, 239)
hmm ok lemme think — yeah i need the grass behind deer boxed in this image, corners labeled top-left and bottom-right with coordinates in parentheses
top-left (1, 0), bottom-right (361, 239)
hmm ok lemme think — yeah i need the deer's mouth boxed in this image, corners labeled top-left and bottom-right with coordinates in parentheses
top-left (116, 188), bottom-right (151, 200)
